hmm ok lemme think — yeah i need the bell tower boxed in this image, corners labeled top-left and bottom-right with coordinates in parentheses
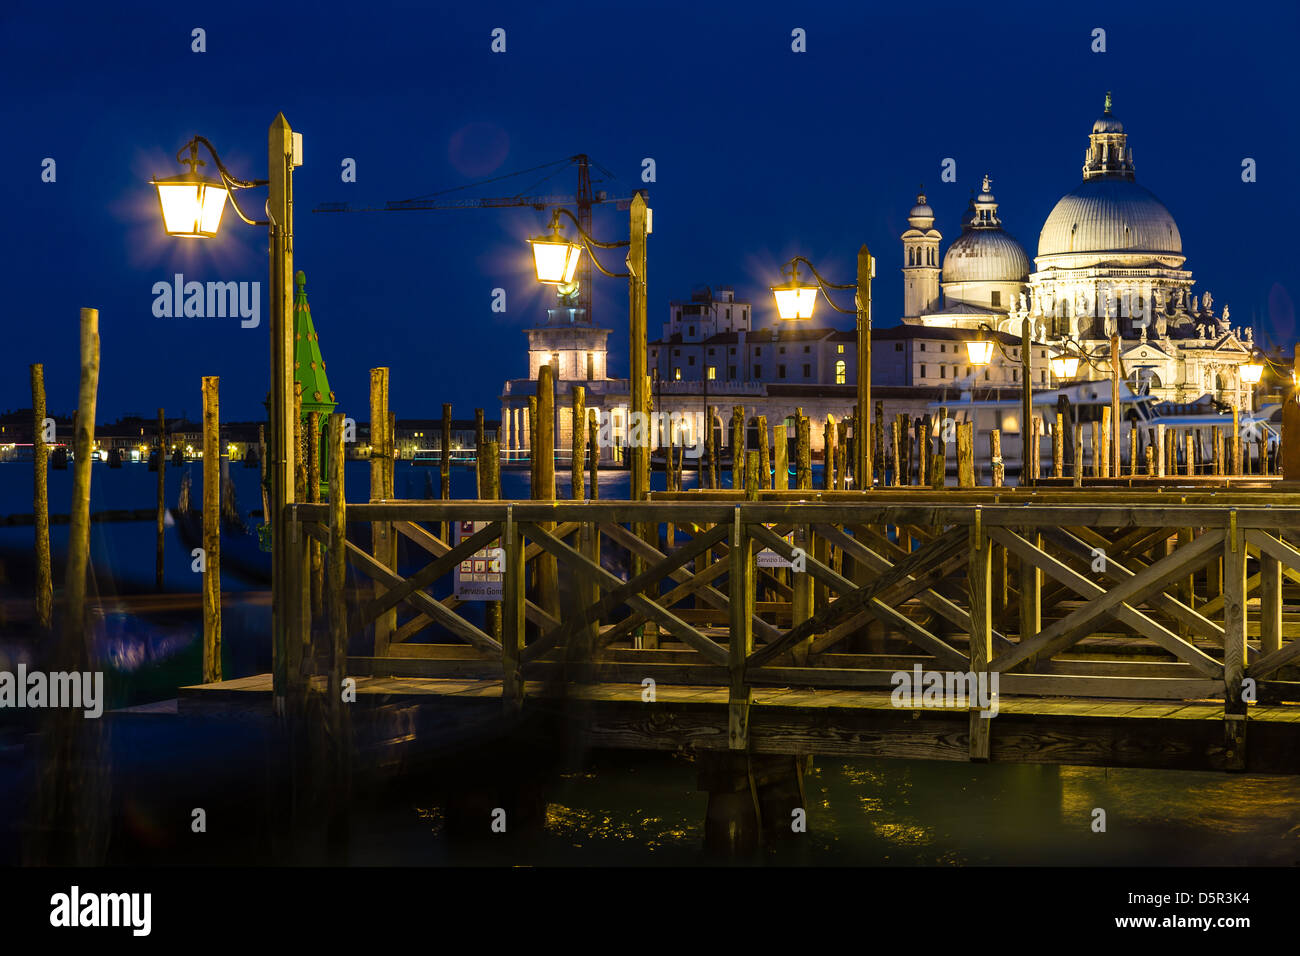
top-left (901, 187), bottom-right (942, 318)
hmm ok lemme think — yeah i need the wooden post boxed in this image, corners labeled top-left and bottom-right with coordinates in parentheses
top-left (957, 421), bottom-right (975, 488)
top-left (890, 417), bottom-right (901, 487)
top-left (571, 386), bottom-right (586, 501)
top-left (155, 407), bottom-right (166, 593)
top-left (731, 405), bottom-right (745, 489)
top-left (1098, 409), bottom-right (1110, 479)
top-left (773, 424), bottom-right (788, 491)
top-left (1155, 424), bottom-right (1166, 479)
top-left (1260, 547), bottom-right (1282, 656)
top-left (705, 405), bottom-right (717, 489)
top-left (483, 439), bottom-right (502, 642)
top-left (757, 414), bottom-right (770, 490)
top-left (873, 399), bottom-right (885, 485)
top-left (629, 193), bottom-right (650, 502)
top-left (326, 412), bottom-right (348, 725)
top-left (744, 450), bottom-right (760, 500)
top-left (1145, 444), bottom-right (1156, 477)
top-left (536, 365), bottom-right (558, 620)
top-left (64, 309), bottom-right (99, 655)
top-left (201, 376), bottom-right (221, 683)
top-left (1090, 421), bottom-right (1101, 478)
top-left (728, 506), bottom-right (753, 750)
top-left (1110, 332), bottom-right (1121, 477)
top-left (1231, 406), bottom-right (1241, 476)
top-left (968, 522), bottom-right (992, 761)
top-left (856, 245), bottom-right (874, 488)
top-left (916, 416), bottom-right (928, 487)
top-left (1129, 425), bottom-right (1139, 478)
top-left (1186, 431), bottom-right (1195, 478)
top-left (1213, 426), bottom-right (1223, 477)
top-left (1030, 414), bottom-right (1041, 483)
top-left (1223, 517), bottom-right (1248, 767)
top-left (440, 400), bottom-right (452, 505)
top-left (823, 416), bottom-right (836, 491)
top-left (990, 429), bottom-right (1004, 487)
top-left (588, 410), bottom-right (599, 499)
top-left (1072, 422), bottom-right (1083, 487)
top-left (30, 364), bottom-right (52, 631)
top-left (527, 395), bottom-right (538, 483)
top-left (795, 408), bottom-right (811, 490)
top-left (501, 505), bottom-right (525, 712)
top-left (369, 369), bottom-right (395, 657)
top-left (1053, 413), bottom-right (1064, 478)
top-left (308, 410), bottom-right (323, 620)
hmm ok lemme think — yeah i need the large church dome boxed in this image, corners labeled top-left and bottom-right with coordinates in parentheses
top-left (1038, 178), bottom-right (1181, 258)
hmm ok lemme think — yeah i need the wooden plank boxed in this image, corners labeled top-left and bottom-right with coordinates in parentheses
top-left (729, 507), bottom-right (753, 749)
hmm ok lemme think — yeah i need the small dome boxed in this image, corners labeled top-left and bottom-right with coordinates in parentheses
top-left (1038, 178), bottom-right (1181, 259)
top-left (1091, 114), bottom-right (1124, 134)
top-left (910, 198), bottom-right (934, 219)
top-left (943, 229), bottom-right (1031, 283)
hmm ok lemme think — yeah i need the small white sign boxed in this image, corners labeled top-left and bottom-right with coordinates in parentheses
top-left (757, 525), bottom-right (795, 569)
top-left (453, 520), bottom-right (503, 600)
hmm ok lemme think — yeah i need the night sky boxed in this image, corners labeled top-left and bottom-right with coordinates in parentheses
top-left (3, 0), bottom-right (1297, 424)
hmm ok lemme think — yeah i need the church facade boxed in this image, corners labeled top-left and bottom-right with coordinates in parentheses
top-left (902, 94), bottom-right (1257, 411)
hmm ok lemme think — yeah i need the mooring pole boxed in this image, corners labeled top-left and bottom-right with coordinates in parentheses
top-left (31, 364), bottom-right (52, 632)
top-left (202, 376), bottom-right (222, 683)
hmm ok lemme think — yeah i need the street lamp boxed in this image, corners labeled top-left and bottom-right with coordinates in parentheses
top-left (527, 219), bottom-right (583, 286)
top-left (151, 117), bottom-right (302, 713)
top-left (150, 145), bottom-right (230, 238)
top-left (1240, 360), bottom-right (1265, 386)
top-left (527, 195), bottom-right (651, 500)
top-left (773, 249), bottom-right (875, 485)
top-left (1049, 349), bottom-right (1080, 380)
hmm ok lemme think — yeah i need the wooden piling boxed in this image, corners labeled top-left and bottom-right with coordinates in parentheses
top-left (31, 364), bottom-right (52, 631)
top-left (201, 376), bottom-right (221, 683)
top-left (1030, 414), bottom-right (1041, 483)
top-left (588, 410), bottom-right (600, 499)
top-left (795, 408), bottom-right (811, 490)
top-left (326, 411), bottom-right (348, 722)
top-left (773, 424), bottom-right (789, 491)
top-left (1231, 406), bottom-right (1241, 476)
top-left (1090, 421), bottom-right (1100, 478)
top-left (757, 414), bottom-right (770, 490)
top-left (957, 421), bottom-right (975, 488)
top-left (990, 429), bottom-right (1004, 487)
top-left (474, 408), bottom-right (485, 497)
top-left (536, 364), bottom-right (559, 620)
top-left (1053, 413), bottom-right (1064, 478)
top-left (65, 310), bottom-right (99, 652)
top-left (731, 406), bottom-right (745, 489)
top-left (155, 407), bottom-right (166, 593)
top-left (369, 369), bottom-right (395, 656)
top-left (1129, 425), bottom-right (1139, 478)
top-left (482, 439), bottom-right (502, 642)
top-left (308, 409), bottom-right (322, 620)
top-left (1099, 408), bottom-right (1110, 479)
top-left (823, 416), bottom-right (836, 491)
top-left (571, 386), bottom-right (586, 501)
top-left (705, 405), bottom-right (717, 489)
top-left (873, 400), bottom-right (885, 484)
top-left (918, 415), bottom-right (930, 486)
top-left (1073, 422), bottom-right (1083, 487)
top-left (441, 401), bottom-right (453, 508)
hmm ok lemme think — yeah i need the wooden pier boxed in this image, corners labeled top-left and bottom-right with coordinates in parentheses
top-left (185, 488), bottom-right (1300, 780)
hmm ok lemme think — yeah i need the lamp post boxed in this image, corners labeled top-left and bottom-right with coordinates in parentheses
top-left (772, 248), bottom-right (874, 485)
top-left (151, 115), bottom-right (302, 712)
top-left (529, 193), bottom-right (651, 499)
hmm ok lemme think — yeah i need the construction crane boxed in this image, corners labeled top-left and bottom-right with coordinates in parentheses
top-left (313, 154), bottom-right (631, 327)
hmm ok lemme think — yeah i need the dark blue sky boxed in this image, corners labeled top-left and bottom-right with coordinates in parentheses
top-left (3, 0), bottom-right (1297, 423)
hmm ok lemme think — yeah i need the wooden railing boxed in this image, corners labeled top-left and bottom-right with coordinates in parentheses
top-left (286, 480), bottom-right (1300, 764)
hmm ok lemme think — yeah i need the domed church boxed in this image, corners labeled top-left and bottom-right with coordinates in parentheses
top-left (900, 93), bottom-right (1257, 409)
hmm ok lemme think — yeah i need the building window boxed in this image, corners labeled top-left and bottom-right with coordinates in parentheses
top-left (755, 347), bottom-right (762, 356)
top-left (778, 364), bottom-right (786, 379)
top-left (837, 344), bottom-right (845, 354)
top-left (802, 364), bottom-right (811, 377)
top-left (991, 291), bottom-right (1001, 308)
top-left (920, 365), bottom-right (926, 378)
top-left (688, 326), bottom-right (695, 336)
top-left (920, 343), bottom-right (926, 352)
top-left (984, 370), bottom-right (990, 381)
top-left (835, 360), bottom-right (846, 385)
top-left (779, 346), bottom-right (786, 354)
top-left (755, 365), bottom-right (762, 378)
top-left (1013, 369), bottom-right (1019, 382)
top-left (803, 346), bottom-right (810, 353)
top-left (707, 366), bottom-right (716, 380)
top-left (940, 366), bottom-right (946, 379)
top-left (940, 344), bottom-right (946, 353)
top-left (1040, 370), bottom-right (1047, 383)
top-left (895, 343), bottom-right (903, 351)
top-left (551, 352), bottom-right (560, 373)
top-left (729, 347), bottom-right (736, 355)
top-left (674, 368), bottom-right (681, 381)
top-left (688, 355), bottom-right (695, 366)
top-left (728, 365), bottom-right (736, 379)
top-left (586, 351), bottom-right (594, 381)
top-left (673, 349), bottom-right (680, 356)
top-left (707, 348), bottom-right (715, 356)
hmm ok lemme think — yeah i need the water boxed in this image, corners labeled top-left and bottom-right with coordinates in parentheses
top-left (2, 459), bottom-right (1299, 865)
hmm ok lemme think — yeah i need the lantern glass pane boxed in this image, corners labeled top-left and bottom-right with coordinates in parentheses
top-left (772, 286), bottom-right (818, 320)
top-left (531, 240), bottom-right (581, 284)
top-left (198, 183), bottom-right (228, 236)
top-left (1240, 363), bottom-right (1264, 385)
top-left (966, 340), bottom-right (995, 366)
top-left (157, 182), bottom-right (204, 236)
